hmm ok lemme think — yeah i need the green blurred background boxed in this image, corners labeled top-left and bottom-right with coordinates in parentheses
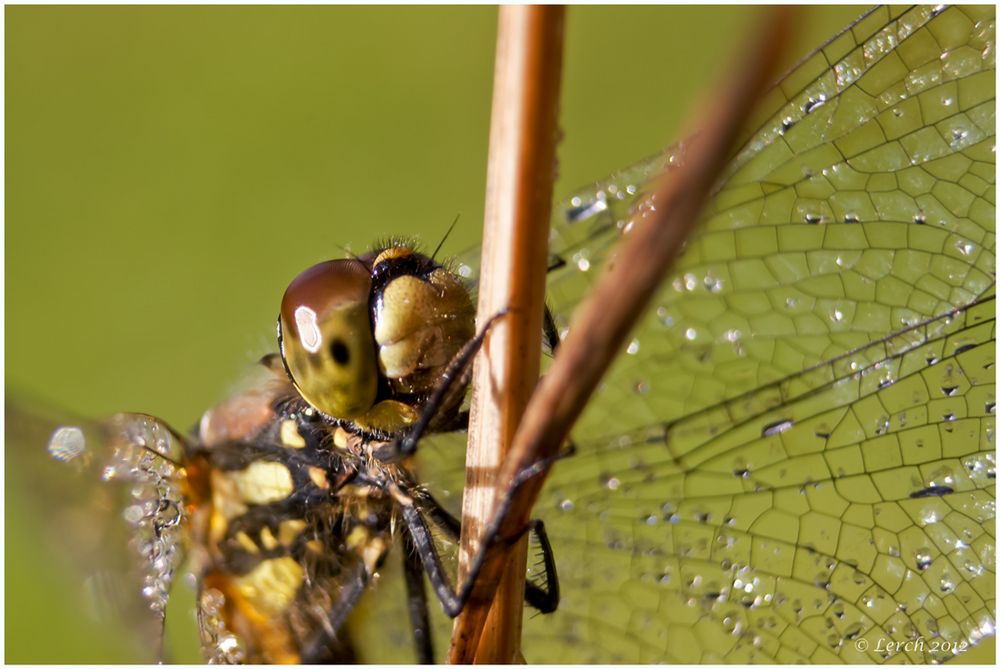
top-left (11, 5), bottom-right (989, 664)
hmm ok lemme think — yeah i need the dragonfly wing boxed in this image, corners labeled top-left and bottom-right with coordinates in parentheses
top-left (6, 401), bottom-right (189, 662)
top-left (521, 4), bottom-right (995, 663)
top-left (529, 297), bottom-right (995, 662)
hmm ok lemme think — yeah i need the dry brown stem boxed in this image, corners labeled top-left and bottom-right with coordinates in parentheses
top-left (451, 6), bottom-right (796, 663)
top-left (450, 5), bottom-right (565, 664)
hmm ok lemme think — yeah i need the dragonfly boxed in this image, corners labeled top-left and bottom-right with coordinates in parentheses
top-left (6, 4), bottom-right (995, 664)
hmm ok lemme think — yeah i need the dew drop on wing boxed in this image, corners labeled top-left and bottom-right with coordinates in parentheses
top-left (263, 5), bottom-right (1000, 663)
top-left (47, 426), bottom-right (86, 462)
top-left (909, 485), bottom-right (955, 499)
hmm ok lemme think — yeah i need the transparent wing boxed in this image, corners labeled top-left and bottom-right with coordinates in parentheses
top-left (5, 400), bottom-right (189, 662)
top-left (516, 4), bottom-right (995, 663)
top-left (529, 297), bottom-right (994, 662)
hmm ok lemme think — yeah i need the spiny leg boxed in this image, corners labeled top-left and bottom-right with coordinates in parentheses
top-left (418, 488), bottom-right (559, 614)
top-left (401, 526), bottom-right (435, 664)
top-left (392, 480), bottom-right (560, 618)
top-left (379, 303), bottom-right (561, 462)
top-left (388, 311), bottom-right (508, 459)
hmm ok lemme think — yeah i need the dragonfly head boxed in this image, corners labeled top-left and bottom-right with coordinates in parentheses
top-left (278, 246), bottom-right (476, 434)
top-left (278, 258), bottom-right (379, 419)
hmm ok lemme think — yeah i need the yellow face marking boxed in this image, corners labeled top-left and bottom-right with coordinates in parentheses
top-left (279, 419), bottom-right (306, 448)
top-left (333, 427), bottom-right (350, 450)
top-left (230, 461), bottom-right (294, 505)
top-left (277, 519), bottom-right (306, 547)
top-left (259, 527), bottom-right (279, 551)
top-left (307, 466), bottom-right (329, 490)
top-left (235, 531), bottom-right (259, 554)
top-left (305, 539), bottom-right (324, 554)
top-left (232, 557), bottom-right (303, 618)
top-left (355, 399), bottom-right (419, 434)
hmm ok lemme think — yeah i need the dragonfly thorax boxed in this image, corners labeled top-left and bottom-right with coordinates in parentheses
top-left (278, 245), bottom-right (475, 435)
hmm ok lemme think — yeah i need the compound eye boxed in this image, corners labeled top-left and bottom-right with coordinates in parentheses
top-left (278, 259), bottom-right (378, 418)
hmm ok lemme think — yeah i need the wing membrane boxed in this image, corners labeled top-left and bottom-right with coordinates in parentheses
top-left (528, 296), bottom-right (994, 662)
top-left (5, 401), bottom-right (188, 662)
top-left (517, 5), bottom-right (995, 663)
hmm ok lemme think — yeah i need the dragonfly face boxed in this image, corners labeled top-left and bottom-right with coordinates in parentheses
top-left (277, 248), bottom-right (475, 434)
top-left (6, 4), bottom-right (995, 665)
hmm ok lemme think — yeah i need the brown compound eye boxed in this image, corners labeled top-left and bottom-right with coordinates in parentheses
top-left (278, 259), bottom-right (378, 419)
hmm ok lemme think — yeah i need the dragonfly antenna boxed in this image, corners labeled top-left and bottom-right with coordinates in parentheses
top-left (431, 214), bottom-right (461, 261)
top-left (335, 243), bottom-right (363, 262)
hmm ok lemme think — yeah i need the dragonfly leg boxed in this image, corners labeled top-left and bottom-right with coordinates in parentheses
top-left (417, 488), bottom-right (559, 614)
top-left (299, 561), bottom-right (368, 663)
top-left (380, 311), bottom-right (508, 461)
top-left (401, 526), bottom-right (435, 664)
top-left (523, 519), bottom-right (559, 613)
top-left (378, 304), bottom-right (561, 463)
top-left (394, 484), bottom-right (560, 618)
top-left (542, 303), bottom-right (560, 353)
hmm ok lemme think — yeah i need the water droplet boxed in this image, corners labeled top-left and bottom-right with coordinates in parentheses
top-left (626, 339), bottom-right (640, 355)
top-left (915, 550), bottom-right (932, 571)
top-left (913, 213), bottom-right (926, 225)
top-left (656, 306), bottom-right (673, 327)
top-left (762, 419), bottom-right (793, 437)
top-left (124, 505), bottom-right (146, 525)
top-left (47, 426), bottom-right (86, 462)
top-left (559, 498), bottom-right (574, 512)
top-left (874, 415), bottom-right (890, 435)
top-left (803, 94), bottom-right (827, 113)
top-left (964, 560), bottom-right (984, 577)
top-left (685, 328), bottom-right (697, 341)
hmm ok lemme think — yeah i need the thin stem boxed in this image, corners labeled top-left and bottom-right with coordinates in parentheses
top-left (451, 6), bottom-right (797, 662)
top-left (451, 5), bottom-right (565, 664)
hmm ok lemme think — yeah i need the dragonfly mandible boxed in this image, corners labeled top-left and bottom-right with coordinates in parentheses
top-left (5, 5), bottom-right (994, 664)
